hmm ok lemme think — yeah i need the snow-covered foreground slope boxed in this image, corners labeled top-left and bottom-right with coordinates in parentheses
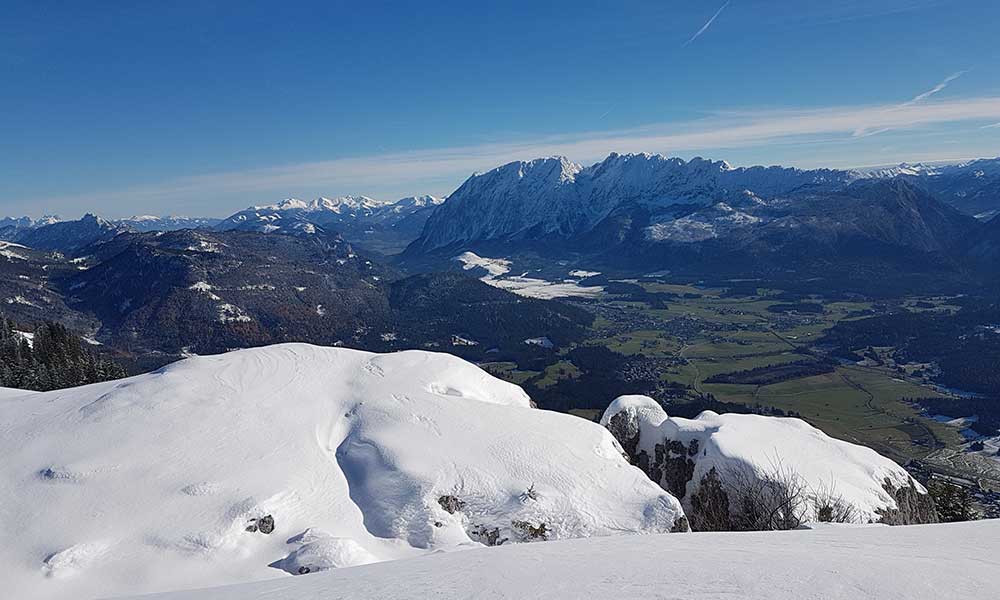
top-left (601, 396), bottom-right (934, 526)
top-left (0, 344), bottom-right (683, 600)
top-left (131, 520), bottom-right (1000, 600)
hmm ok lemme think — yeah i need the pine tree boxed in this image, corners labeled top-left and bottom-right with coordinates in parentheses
top-left (0, 314), bottom-right (128, 392)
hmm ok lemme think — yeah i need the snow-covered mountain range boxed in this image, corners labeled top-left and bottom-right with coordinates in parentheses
top-left (116, 215), bottom-right (223, 232)
top-left (403, 154), bottom-right (1000, 291)
top-left (215, 195), bottom-right (444, 253)
top-left (410, 154), bottom-right (1000, 255)
top-left (409, 153), bottom-right (862, 252)
top-left (861, 158), bottom-right (1000, 219)
top-left (0, 195), bottom-right (443, 256)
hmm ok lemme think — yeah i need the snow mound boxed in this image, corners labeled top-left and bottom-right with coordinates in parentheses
top-left (269, 529), bottom-right (377, 575)
top-left (601, 395), bottom-right (931, 525)
top-left (0, 344), bottom-right (683, 599)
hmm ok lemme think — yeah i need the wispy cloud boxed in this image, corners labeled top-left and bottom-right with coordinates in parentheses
top-left (683, 1), bottom-right (730, 47)
top-left (853, 70), bottom-right (968, 137)
top-left (902, 70), bottom-right (967, 106)
top-left (982, 121), bottom-right (1000, 129)
top-left (34, 95), bottom-right (1000, 216)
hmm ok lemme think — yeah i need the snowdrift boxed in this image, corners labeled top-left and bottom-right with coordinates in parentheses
top-left (0, 344), bottom-right (684, 600)
top-left (121, 520), bottom-right (1000, 600)
top-left (601, 395), bottom-right (934, 526)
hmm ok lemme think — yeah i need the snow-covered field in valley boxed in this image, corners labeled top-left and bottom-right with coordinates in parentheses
top-left (0, 344), bottom-right (682, 600)
top-left (454, 252), bottom-right (605, 299)
top-left (131, 520), bottom-right (1000, 600)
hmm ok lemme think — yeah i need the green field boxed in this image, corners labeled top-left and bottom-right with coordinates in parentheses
top-left (574, 283), bottom-right (962, 463)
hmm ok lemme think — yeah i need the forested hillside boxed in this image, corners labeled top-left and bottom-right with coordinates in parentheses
top-left (0, 317), bottom-right (126, 391)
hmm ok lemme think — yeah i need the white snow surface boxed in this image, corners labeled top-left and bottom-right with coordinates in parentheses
top-left (454, 251), bottom-right (511, 277)
top-left (601, 396), bottom-right (923, 522)
top-left (454, 252), bottom-right (604, 299)
top-left (0, 344), bottom-right (683, 600)
top-left (129, 520), bottom-right (1000, 600)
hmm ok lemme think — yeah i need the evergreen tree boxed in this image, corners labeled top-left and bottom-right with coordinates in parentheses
top-left (0, 315), bottom-right (128, 391)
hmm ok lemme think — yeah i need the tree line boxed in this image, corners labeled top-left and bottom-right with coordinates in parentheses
top-left (0, 316), bottom-right (127, 391)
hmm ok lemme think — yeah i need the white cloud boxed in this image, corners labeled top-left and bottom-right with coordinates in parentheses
top-left (683, 1), bottom-right (730, 47)
top-left (981, 121), bottom-right (1000, 129)
top-left (35, 95), bottom-right (1000, 215)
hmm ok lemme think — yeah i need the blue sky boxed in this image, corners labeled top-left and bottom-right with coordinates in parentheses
top-left (2, 0), bottom-right (999, 218)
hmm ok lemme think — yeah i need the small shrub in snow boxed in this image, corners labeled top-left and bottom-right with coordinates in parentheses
top-left (727, 461), bottom-right (806, 531)
top-left (689, 468), bottom-right (732, 531)
top-left (519, 484), bottom-right (539, 502)
top-left (812, 484), bottom-right (859, 524)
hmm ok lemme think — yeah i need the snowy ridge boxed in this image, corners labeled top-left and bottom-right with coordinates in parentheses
top-left (0, 344), bottom-right (683, 600)
top-left (220, 195), bottom-right (442, 229)
top-left (413, 153), bottom-right (861, 251)
top-left (601, 396), bottom-right (927, 523)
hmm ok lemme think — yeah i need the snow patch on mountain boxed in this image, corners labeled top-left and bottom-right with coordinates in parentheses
top-left (645, 202), bottom-right (763, 242)
top-left (454, 252), bottom-right (604, 299)
top-left (454, 251), bottom-right (511, 277)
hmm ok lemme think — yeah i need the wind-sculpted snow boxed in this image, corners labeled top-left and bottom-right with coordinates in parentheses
top-left (601, 395), bottom-right (932, 525)
top-left (124, 520), bottom-right (1000, 600)
top-left (0, 344), bottom-right (684, 599)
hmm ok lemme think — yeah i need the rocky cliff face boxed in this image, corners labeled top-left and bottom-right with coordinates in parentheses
top-left (600, 395), bottom-right (938, 529)
top-left (411, 153), bottom-right (859, 253)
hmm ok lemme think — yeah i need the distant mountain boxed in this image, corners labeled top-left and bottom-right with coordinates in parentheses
top-left (0, 240), bottom-right (97, 332)
top-left (404, 153), bottom-right (994, 292)
top-left (0, 214), bottom-right (222, 251)
top-left (114, 215), bottom-right (222, 232)
top-left (57, 229), bottom-right (588, 365)
top-left (216, 195), bottom-right (444, 254)
top-left (962, 213), bottom-right (1000, 264)
top-left (12, 213), bottom-right (129, 254)
top-left (63, 228), bottom-right (393, 358)
top-left (866, 158), bottom-right (1000, 218)
top-left (0, 215), bottom-right (60, 241)
top-left (410, 154), bottom-right (860, 253)
top-left (583, 178), bottom-right (982, 292)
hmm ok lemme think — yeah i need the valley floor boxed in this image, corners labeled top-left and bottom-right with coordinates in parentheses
top-left (131, 520), bottom-right (1000, 600)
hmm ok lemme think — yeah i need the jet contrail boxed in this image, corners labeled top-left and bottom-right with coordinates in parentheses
top-left (902, 70), bottom-right (967, 106)
top-left (683, 1), bottom-right (731, 47)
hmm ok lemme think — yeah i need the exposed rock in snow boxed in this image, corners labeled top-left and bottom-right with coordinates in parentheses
top-left (0, 344), bottom-right (684, 599)
top-left (600, 395), bottom-right (935, 527)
